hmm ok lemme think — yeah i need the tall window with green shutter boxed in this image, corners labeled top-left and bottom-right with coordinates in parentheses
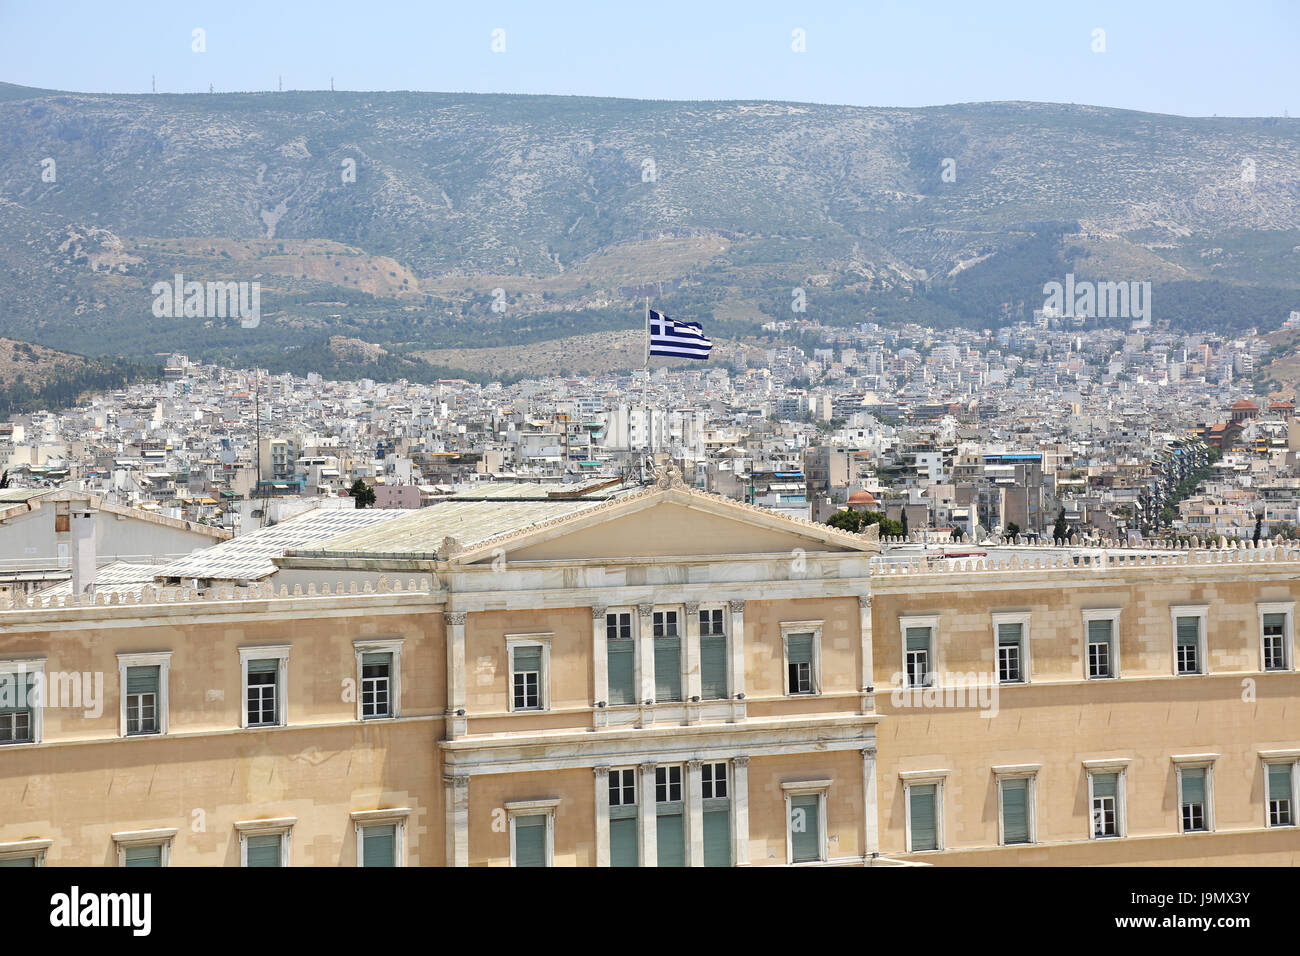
top-left (360, 824), bottom-right (396, 866)
top-left (1180, 767), bottom-right (1208, 832)
top-left (0, 670), bottom-right (36, 744)
top-left (123, 844), bottom-right (163, 867)
top-left (653, 611), bottom-right (681, 703)
top-left (125, 665), bottom-right (160, 735)
top-left (999, 777), bottom-right (1031, 844)
top-left (908, 783), bottom-right (938, 851)
top-left (1087, 618), bottom-right (1115, 678)
top-left (1175, 616), bottom-right (1202, 675)
top-left (1091, 772), bottom-right (1119, 837)
top-left (655, 765), bottom-right (685, 866)
top-left (997, 624), bottom-right (1024, 683)
top-left (0, 855), bottom-right (38, 867)
top-left (606, 612), bottom-right (635, 706)
top-left (245, 833), bottom-right (283, 867)
top-left (786, 632), bottom-right (815, 695)
top-left (789, 793), bottom-right (822, 862)
top-left (608, 768), bottom-right (638, 866)
top-left (1262, 613), bottom-right (1288, 671)
top-left (513, 815), bottom-right (548, 867)
top-left (1267, 763), bottom-right (1294, 827)
top-left (905, 627), bottom-right (931, 688)
top-left (511, 644), bottom-right (543, 711)
top-left (699, 609), bottom-right (728, 700)
top-left (701, 762), bottom-right (730, 867)
top-left (360, 652), bottom-right (392, 718)
top-left (246, 659), bottom-right (280, 726)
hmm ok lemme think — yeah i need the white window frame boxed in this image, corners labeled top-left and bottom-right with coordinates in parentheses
top-left (1173, 754), bottom-right (1218, 834)
top-left (1257, 602), bottom-right (1295, 673)
top-left (1169, 605), bottom-right (1209, 677)
top-left (780, 620), bottom-right (823, 697)
top-left (239, 644), bottom-right (291, 729)
top-left (701, 760), bottom-right (729, 800)
top-left (0, 657), bottom-right (46, 746)
top-left (898, 615), bottom-right (940, 689)
top-left (991, 612), bottom-right (1031, 685)
top-left (117, 651), bottom-right (172, 738)
top-left (1260, 751), bottom-right (1300, 829)
top-left (650, 605), bottom-right (686, 704)
top-left (1083, 759), bottom-right (1131, 840)
top-left (0, 839), bottom-right (50, 866)
top-left (353, 638), bottom-right (403, 721)
top-left (782, 779), bottom-right (831, 865)
top-left (234, 817), bottom-right (296, 867)
top-left (1082, 608), bottom-right (1122, 680)
top-left (900, 769), bottom-right (949, 853)
top-left (993, 764), bottom-right (1040, 846)
top-left (113, 827), bottom-right (178, 867)
top-left (604, 609), bottom-right (637, 708)
top-left (506, 633), bottom-right (552, 713)
top-left (506, 799), bottom-right (560, 867)
top-left (351, 808), bottom-right (410, 867)
top-left (697, 605), bottom-right (729, 700)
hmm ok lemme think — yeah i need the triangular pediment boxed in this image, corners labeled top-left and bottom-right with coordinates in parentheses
top-left (455, 487), bottom-right (876, 564)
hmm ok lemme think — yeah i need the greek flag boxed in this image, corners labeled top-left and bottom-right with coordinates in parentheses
top-left (649, 309), bottom-right (713, 359)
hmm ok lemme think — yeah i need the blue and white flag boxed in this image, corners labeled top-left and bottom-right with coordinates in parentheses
top-left (649, 309), bottom-right (713, 359)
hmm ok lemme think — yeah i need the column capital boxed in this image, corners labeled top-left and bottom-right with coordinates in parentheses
top-left (637, 603), bottom-right (654, 618)
top-left (593, 766), bottom-right (610, 779)
top-left (727, 599), bottom-right (746, 613)
top-left (732, 755), bottom-right (749, 768)
top-left (686, 759), bottom-right (702, 771)
top-left (639, 761), bottom-right (657, 773)
top-left (442, 772), bottom-right (470, 787)
top-left (684, 601), bottom-right (700, 614)
top-left (591, 605), bottom-right (608, 619)
top-left (443, 611), bottom-right (467, 626)
top-left (861, 747), bottom-right (877, 758)
top-left (858, 595), bottom-right (872, 610)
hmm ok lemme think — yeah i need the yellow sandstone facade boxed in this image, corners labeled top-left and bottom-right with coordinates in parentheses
top-left (1, 474), bottom-right (1297, 866)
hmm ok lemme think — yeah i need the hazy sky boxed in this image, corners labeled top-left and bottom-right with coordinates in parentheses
top-left (1, 1), bottom-right (1297, 117)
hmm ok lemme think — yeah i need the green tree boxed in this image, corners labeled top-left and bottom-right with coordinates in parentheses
top-left (348, 478), bottom-right (376, 508)
top-left (1005, 521), bottom-right (1021, 537)
top-left (1053, 507), bottom-right (1070, 542)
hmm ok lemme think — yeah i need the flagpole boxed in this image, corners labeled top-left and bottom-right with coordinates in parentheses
top-left (644, 297), bottom-right (651, 472)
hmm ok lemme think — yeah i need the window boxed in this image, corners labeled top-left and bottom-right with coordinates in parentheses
top-left (1258, 603), bottom-right (1294, 672)
top-left (782, 622), bottom-right (822, 696)
top-left (351, 809), bottom-right (410, 867)
top-left (699, 608), bottom-right (728, 700)
top-left (114, 828), bottom-right (176, 867)
top-left (354, 639), bottom-right (402, 720)
top-left (1170, 607), bottom-right (1207, 676)
top-left (899, 616), bottom-right (938, 689)
top-left (507, 635), bottom-right (551, 712)
top-left (506, 799), bottom-right (560, 867)
top-left (994, 766), bottom-right (1039, 845)
top-left (1176, 763), bottom-right (1214, 833)
top-left (240, 646), bottom-right (290, 728)
top-left (236, 818), bottom-right (295, 867)
top-left (655, 765), bottom-right (685, 867)
top-left (701, 762), bottom-right (730, 867)
top-left (608, 768), bottom-right (638, 867)
top-left (1083, 610), bottom-right (1121, 679)
top-left (653, 611), bottom-right (682, 703)
top-left (901, 772), bottom-right (947, 852)
top-left (993, 613), bottom-right (1030, 684)
top-left (1089, 773), bottom-right (1121, 838)
top-left (118, 652), bottom-right (171, 737)
top-left (0, 662), bottom-right (41, 745)
top-left (0, 840), bottom-right (49, 867)
top-left (783, 781), bottom-right (831, 864)
top-left (606, 612), bottom-right (635, 706)
top-left (1266, 762), bottom-right (1296, 828)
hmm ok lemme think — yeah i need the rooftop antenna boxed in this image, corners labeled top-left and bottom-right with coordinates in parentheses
top-left (151, 75), bottom-right (156, 94)
top-left (278, 75), bottom-right (283, 92)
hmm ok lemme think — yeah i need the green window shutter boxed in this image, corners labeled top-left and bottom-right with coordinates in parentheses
top-left (1269, 764), bottom-right (1293, 802)
top-left (247, 658), bottom-right (279, 675)
top-left (997, 623), bottom-right (1021, 646)
top-left (905, 627), bottom-right (931, 652)
top-left (1087, 619), bottom-right (1112, 644)
top-left (1176, 617), bottom-right (1200, 647)
top-left (700, 634), bottom-right (728, 700)
top-left (656, 812), bottom-right (685, 866)
top-left (513, 646), bottom-right (541, 674)
top-left (607, 642), bottom-right (635, 705)
top-left (1181, 768), bottom-right (1205, 805)
top-left (703, 808), bottom-right (730, 867)
top-left (361, 651), bottom-right (391, 670)
top-left (0, 672), bottom-right (34, 715)
top-left (126, 665), bottom-right (159, 695)
top-left (362, 825), bottom-right (396, 867)
top-left (1092, 773), bottom-right (1118, 800)
top-left (124, 844), bottom-right (162, 867)
top-left (1001, 778), bottom-right (1029, 843)
top-left (909, 784), bottom-right (937, 851)
top-left (654, 637), bottom-right (681, 702)
top-left (609, 817), bottom-right (638, 867)
top-left (789, 794), bottom-right (820, 862)
top-left (0, 856), bottom-right (35, 866)
top-left (787, 633), bottom-right (814, 665)
top-left (1263, 613), bottom-right (1285, 631)
top-left (514, 815), bottom-right (547, 867)
top-left (245, 833), bottom-right (282, 867)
